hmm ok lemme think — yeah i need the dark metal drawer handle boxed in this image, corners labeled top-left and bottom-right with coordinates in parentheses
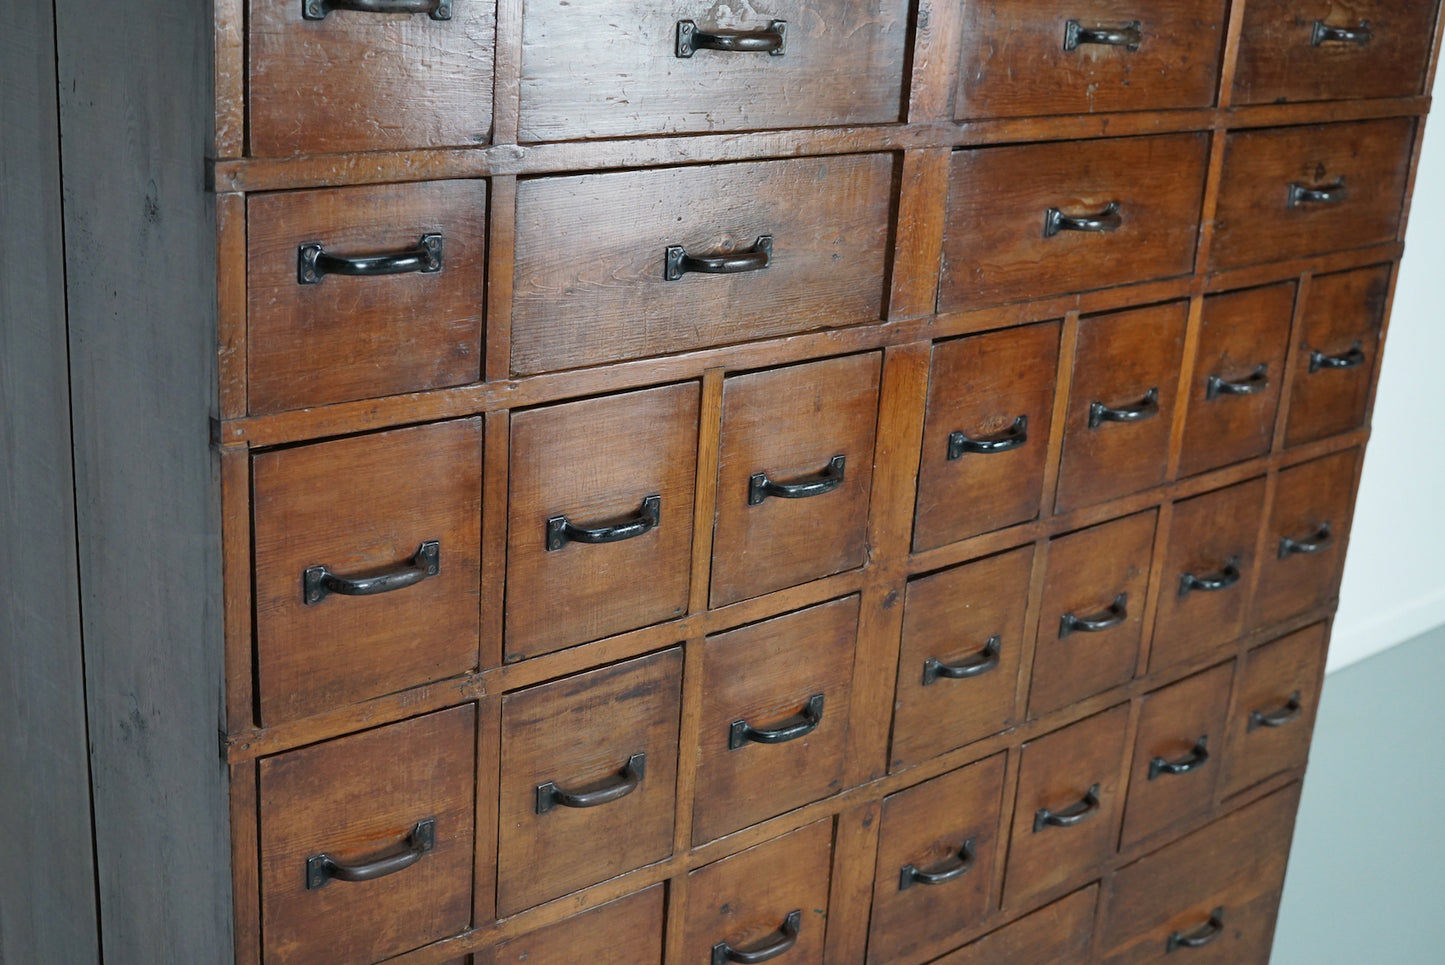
top-left (1148, 735), bottom-right (1210, 780)
top-left (1289, 180), bottom-right (1347, 207)
top-left (1249, 691), bottom-right (1303, 731)
top-left (297, 233), bottom-right (443, 284)
top-left (712, 910), bottom-right (801, 965)
top-left (303, 0), bottom-right (450, 20)
top-left (1166, 907), bottom-right (1225, 953)
top-left (535, 753), bottom-right (646, 814)
top-left (303, 539), bottom-right (440, 605)
top-left (1059, 593), bottom-right (1128, 638)
top-left (1033, 784), bottom-right (1101, 832)
top-left (899, 838), bottom-right (976, 890)
top-left (305, 818), bottom-right (434, 890)
top-left (1045, 201), bottom-right (1122, 237)
top-left (1309, 342), bottom-right (1366, 374)
top-left (1312, 20), bottom-right (1371, 46)
top-left (729, 694), bottom-right (824, 750)
top-left (1064, 20), bottom-right (1142, 51)
top-left (949, 415), bottom-right (1028, 459)
top-left (1089, 387), bottom-right (1159, 428)
top-left (749, 454), bottom-right (845, 506)
top-left (546, 495), bottom-right (661, 552)
top-left (1179, 557), bottom-right (1241, 597)
top-left (1279, 523), bottom-right (1333, 559)
top-left (922, 636), bottom-right (1002, 686)
top-left (666, 235), bottom-right (772, 280)
top-left (1206, 364), bottom-right (1269, 401)
top-left (678, 20), bottom-right (787, 58)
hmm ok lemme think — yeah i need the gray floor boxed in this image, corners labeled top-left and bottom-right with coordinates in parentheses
top-left (1271, 625), bottom-right (1445, 963)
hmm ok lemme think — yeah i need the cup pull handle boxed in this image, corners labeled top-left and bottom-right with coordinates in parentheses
top-left (1045, 201), bottom-right (1122, 237)
top-left (1064, 19), bottom-right (1142, 50)
top-left (948, 415), bottom-right (1029, 459)
top-left (711, 910), bottom-right (801, 965)
top-left (1206, 364), bottom-right (1269, 400)
top-left (1059, 593), bottom-right (1128, 638)
top-left (1166, 907), bottom-right (1225, 953)
top-left (749, 454), bottom-right (845, 505)
top-left (305, 818), bottom-right (435, 889)
top-left (677, 20), bottom-right (787, 57)
top-left (1089, 387), bottom-right (1159, 428)
top-left (546, 495), bottom-right (661, 552)
top-left (1312, 21), bottom-right (1371, 46)
top-left (1034, 783), bottom-right (1101, 832)
top-left (729, 694), bottom-right (824, 750)
top-left (1309, 342), bottom-right (1366, 374)
top-left (1289, 180), bottom-right (1347, 207)
top-left (1179, 558), bottom-right (1241, 597)
top-left (923, 636), bottom-right (1002, 686)
top-left (665, 235), bottom-right (772, 280)
top-left (899, 838), bottom-right (976, 890)
top-left (1148, 735), bottom-right (1210, 780)
top-left (1249, 692), bottom-right (1304, 731)
top-left (1279, 523), bottom-right (1333, 559)
top-left (297, 233), bottom-right (443, 283)
top-left (536, 753), bottom-right (646, 814)
top-left (303, 540), bottom-right (440, 606)
top-left (303, 0), bottom-right (450, 20)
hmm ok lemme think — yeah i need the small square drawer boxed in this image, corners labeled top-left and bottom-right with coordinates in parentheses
top-left (247, 0), bottom-right (494, 156)
top-left (914, 322), bottom-right (1062, 552)
top-left (518, 0), bottom-right (909, 141)
top-left (1180, 283), bottom-right (1295, 478)
top-left (259, 706), bottom-right (476, 965)
top-left (1222, 624), bottom-right (1328, 798)
top-left (506, 382), bottom-right (700, 660)
top-left (1285, 264), bottom-right (1390, 448)
top-left (497, 649), bottom-right (683, 915)
top-left (1029, 511), bottom-right (1157, 718)
top-left (1056, 302), bottom-right (1188, 512)
top-left (1210, 119), bottom-right (1415, 272)
top-left (693, 596), bottom-right (858, 844)
top-left (682, 820), bottom-right (834, 965)
top-left (710, 353), bottom-right (881, 608)
top-left (1120, 664), bottom-right (1233, 850)
top-left (492, 885), bottom-right (665, 965)
top-left (1004, 705), bottom-right (1130, 909)
top-left (954, 0), bottom-right (1228, 119)
top-left (1232, 0), bottom-right (1437, 105)
top-left (933, 886), bottom-right (1097, 965)
top-left (891, 546), bottom-right (1034, 769)
top-left (868, 755), bottom-right (1009, 965)
top-left (246, 181), bottom-right (486, 415)
top-left (1150, 478), bottom-right (1268, 671)
top-left (252, 419), bottom-right (482, 725)
top-left (511, 156), bottom-right (894, 374)
top-left (940, 134), bottom-right (1208, 311)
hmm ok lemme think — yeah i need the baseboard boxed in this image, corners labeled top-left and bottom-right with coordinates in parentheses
top-left (1328, 587), bottom-right (1445, 674)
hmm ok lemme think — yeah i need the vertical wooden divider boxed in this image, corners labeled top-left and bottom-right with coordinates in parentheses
top-left (1212, 652), bottom-right (1246, 815)
top-left (662, 872), bottom-right (691, 965)
top-left (213, 0), bottom-right (245, 158)
top-left (823, 801), bottom-right (883, 965)
top-left (906, 0), bottom-right (965, 122)
top-left (1014, 538), bottom-right (1052, 727)
top-left (986, 747), bottom-right (1024, 915)
top-left (888, 150), bottom-right (951, 321)
top-left (1040, 310), bottom-right (1081, 521)
top-left (474, 693), bottom-right (503, 929)
top-left (1164, 295), bottom-right (1207, 484)
top-left (491, 0), bottom-right (523, 146)
top-left (1213, 0), bottom-right (1251, 110)
top-left (484, 176), bottom-right (518, 385)
top-left (672, 634), bottom-right (705, 862)
top-left (1269, 273), bottom-right (1314, 457)
top-left (480, 410), bottom-right (510, 670)
top-left (216, 191), bottom-right (247, 420)
top-left (221, 445), bottom-right (254, 734)
top-left (1361, 262), bottom-right (1404, 428)
top-left (689, 369), bottom-right (726, 617)
top-left (229, 759), bottom-right (261, 965)
top-left (1132, 500), bottom-right (1174, 678)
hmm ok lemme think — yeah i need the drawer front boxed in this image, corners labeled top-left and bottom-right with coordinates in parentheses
top-left (518, 0), bottom-right (909, 141)
top-left (710, 354), bottom-right (881, 608)
top-left (868, 755), bottom-right (1009, 965)
top-left (511, 156), bottom-right (894, 374)
top-left (497, 649), bottom-right (683, 915)
top-left (1030, 511), bottom-right (1157, 717)
top-left (1233, 0), bottom-right (1437, 105)
top-left (506, 383), bottom-right (700, 659)
top-left (683, 820), bottom-right (834, 965)
top-left (1057, 302), bottom-right (1188, 512)
top-left (492, 885), bottom-right (665, 965)
top-left (1005, 705), bottom-right (1131, 908)
top-left (246, 181), bottom-right (486, 415)
top-left (892, 546), bottom-right (1034, 769)
top-left (933, 886), bottom-right (1097, 965)
top-left (1285, 264), bottom-right (1390, 448)
top-left (914, 322), bottom-right (1062, 552)
top-left (252, 419), bottom-right (482, 724)
top-left (1210, 119), bottom-right (1415, 272)
top-left (1222, 624), bottom-right (1328, 798)
top-left (940, 134), bottom-right (1208, 311)
top-left (956, 0), bottom-right (1227, 119)
top-left (1150, 478), bottom-right (1268, 671)
top-left (1120, 664), bottom-right (1233, 849)
top-left (1252, 449), bottom-right (1359, 628)
top-left (247, 0), bottom-right (494, 156)
top-left (1180, 283), bottom-right (1296, 478)
top-left (259, 706), bottom-right (477, 965)
top-left (693, 596), bottom-right (858, 843)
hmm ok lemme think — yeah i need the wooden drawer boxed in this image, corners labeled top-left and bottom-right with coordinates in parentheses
top-left (1101, 785), bottom-right (1301, 965)
top-left (1150, 478), bottom-right (1268, 672)
top-left (1232, 0), bottom-right (1437, 105)
top-left (914, 322), bottom-right (1062, 552)
top-left (892, 546), bottom-right (1034, 769)
top-left (1286, 264), bottom-right (1390, 448)
top-left (506, 383), bottom-right (699, 659)
top-left (517, 0), bottom-right (908, 141)
top-left (1210, 119), bottom-right (1415, 272)
top-left (1004, 705), bottom-right (1131, 908)
top-left (1120, 664), bottom-right (1232, 850)
top-left (246, 0), bottom-right (494, 156)
top-left (940, 134), bottom-right (1208, 311)
top-left (1222, 624), bottom-right (1328, 798)
top-left (259, 706), bottom-right (476, 965)
top-left (1057, 302), bottom-right (1188, 512)
top-left (682, 820), bottom-right (834, 965)
top-left (246, 181), bottom-right (486, 415)
top-left (1180, 283), bottom-right (1296, 478)
top-left (252, 419), bottom-right (482, 724)
top-left (511, 156), bottom-right (894, 374)
top-left (933, 886), bottom-right (1098, 965)
top-left (955, 0), bottom-right (1227, 119)
top-left (867, 755), bottom-right (1008, 965)
top-left (1030, 511), bottom-right (1157, 717)
top-left (693, 596), bottom-right (858, 844)
top-left (710, 354), bottom-right (880, 608)
top-left (497, 650), bottom-right (683, 915)
top-left (492, 885), bottom-right (664, 965)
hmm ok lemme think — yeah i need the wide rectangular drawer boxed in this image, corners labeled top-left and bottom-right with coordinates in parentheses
top-left (933, 886), bottom-right (1098, 965)
top-left (492, 885), bottom-right (665, 965)
top-left (1222, 624), bottom-right (1328, 798)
